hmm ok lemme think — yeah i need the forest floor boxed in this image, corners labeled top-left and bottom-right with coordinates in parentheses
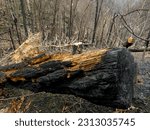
top-left (0, 50), bottom-right (150, 113)
top-left (130, 52), bottom-right (150, 113)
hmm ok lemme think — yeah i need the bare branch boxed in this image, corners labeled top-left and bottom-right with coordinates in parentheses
top-left (122, 9), bottom-right (149, 17)
top-left (119, 13), bottom-right (149, 42)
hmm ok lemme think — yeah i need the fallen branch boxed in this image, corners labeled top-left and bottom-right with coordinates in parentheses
top-left (129, 48), bottom-right (150, 52)
top-left (122, 9), bottom-right (149, 17)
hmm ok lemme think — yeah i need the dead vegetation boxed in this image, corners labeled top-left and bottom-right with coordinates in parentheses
top-left (0, 0), bottom-right (150, 113)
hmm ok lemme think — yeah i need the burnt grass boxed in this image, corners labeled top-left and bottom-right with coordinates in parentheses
top-left (131, 52), bottom-right (150, 112)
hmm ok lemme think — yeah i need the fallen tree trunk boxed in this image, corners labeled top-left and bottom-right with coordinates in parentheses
top-left (0, 48), bottom-right (137, 108)
top-left (129, 48), bottom-right (150, 52)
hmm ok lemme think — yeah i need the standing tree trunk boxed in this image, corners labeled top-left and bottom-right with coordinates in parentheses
top-left (106, 13), bottom-right (118, 47)
top-left (11, 12), bottom-right (21, 45)
top-left (68, 0), bottom-right (73, 39)
top-left (20, 0), bottom-right (28, 38)
top-left (8, 28), bottom-right (16, 50)
top-left (5, 0), bottom-right (21, 45)
top-left (92, 0), bottom-right (103, 43)
top-left (142, 30), bottom-right (150, 61)
top-left (51, 0), bottom-right (59, 38)
top-left (62, 7), bottom-right (66, 36)
top-left (26, 0), bottom-right (34, 33)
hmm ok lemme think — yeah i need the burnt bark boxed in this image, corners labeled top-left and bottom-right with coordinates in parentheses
top-left (129, 48), bottom-right (150, 52)
top-left (0, 48), bottom-right (137, 108)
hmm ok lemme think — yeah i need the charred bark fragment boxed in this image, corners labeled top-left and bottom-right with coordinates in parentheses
top-left (0, 62), bottom-right (28, 72)
top-left (0, 48), bottom-right (136, 108)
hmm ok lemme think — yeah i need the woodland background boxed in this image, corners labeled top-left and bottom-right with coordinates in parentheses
top-left (0, 0), bottom-right (150, 57)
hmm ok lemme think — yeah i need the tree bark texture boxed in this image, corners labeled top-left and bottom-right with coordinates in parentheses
top-left (0, 48), bottom-right (137, 108)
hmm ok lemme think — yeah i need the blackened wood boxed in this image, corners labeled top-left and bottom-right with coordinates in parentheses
top-left (129, 48), bottom-right (150, 52)
top-left (0, 48), bottom-right (136, 108)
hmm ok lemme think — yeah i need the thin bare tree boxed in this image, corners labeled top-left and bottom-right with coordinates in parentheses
top-left (92, 0), bottom-right (103, 43)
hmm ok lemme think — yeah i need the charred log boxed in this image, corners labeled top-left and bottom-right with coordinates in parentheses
top-left (0, 48), bottom-right (137, 108)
